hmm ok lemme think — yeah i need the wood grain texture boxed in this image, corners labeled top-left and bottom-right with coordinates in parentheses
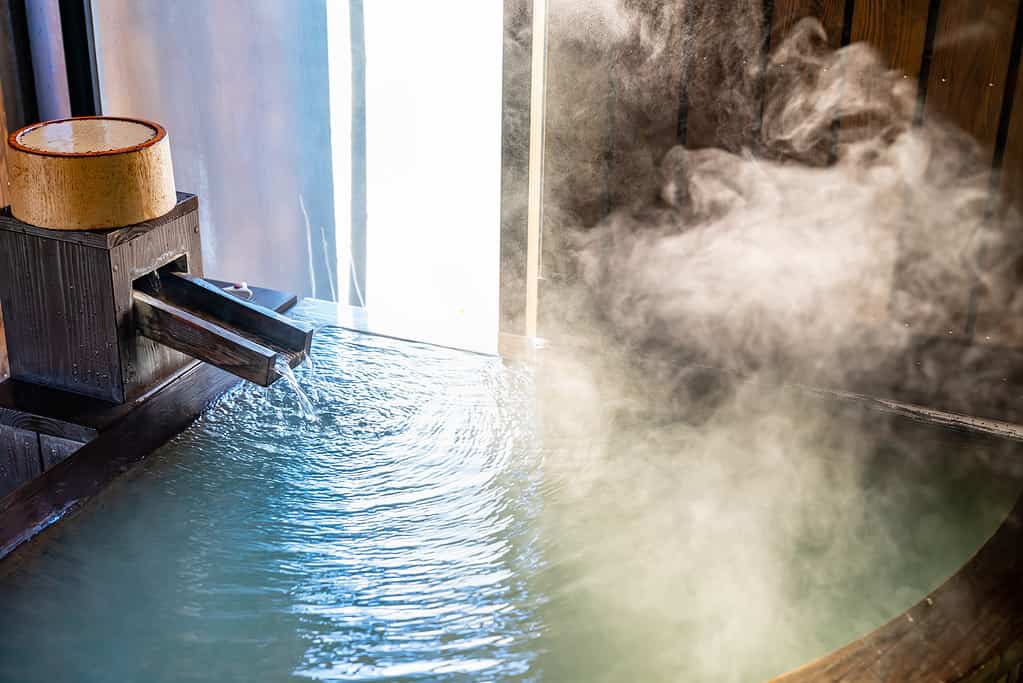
top-left (110, 199), bottom-right (202, 399)
top-left (133, 291), bottom-right (277, 387)
top-left (850, 0), bottom-right (931, 77)
top-left (7, 117), bottom-right (176, 231)
top-left (0, 230), bottom-right (122, 401)
top-left (0, 192), bottom-right (198, 249)
top-left (771, 0), bottom-right (848, 49)
top-left (153, 272), bottom-right (313, 356)
top-left (0, 425), bottom-right (39, 500)
top-left (38, 434), bottom-right (82, 471)
top-left (924, 0), bottom-right (1020, 162)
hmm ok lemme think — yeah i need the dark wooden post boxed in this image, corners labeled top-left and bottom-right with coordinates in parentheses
top-left (0, 77), bottom-right (8, 381)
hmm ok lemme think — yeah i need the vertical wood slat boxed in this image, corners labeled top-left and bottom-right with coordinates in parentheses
top-left (849, 0), bottom-right (932, 77)
top-left (762, 0), bottom-right (853, 165)
top-left (110, 206), bottom-right (203, 399)
top-left (0, 424), bottom-right (40, 500)
top-left (845, 0), bottom-right (933, 139)
top-left (924, 0), bottom-right (1020, 166)
top-left (771, 0), bottom-right (848, 48)
top-left (0, 77), bottom-right (8, 381)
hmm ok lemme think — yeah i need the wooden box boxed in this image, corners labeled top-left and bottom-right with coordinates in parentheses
top-left (0, 193), bottom-right (203, 402)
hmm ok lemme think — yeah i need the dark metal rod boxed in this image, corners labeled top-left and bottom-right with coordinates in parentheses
top-left (915, 0), bottom-right (942, 126)
top-left (989, 0), bottom-right (1023, 195)
top-left (58, 0), bottom-right (100, 117)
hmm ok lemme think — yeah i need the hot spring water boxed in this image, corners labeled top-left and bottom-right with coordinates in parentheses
top-left (0, 313), bottom-right (1020, 682)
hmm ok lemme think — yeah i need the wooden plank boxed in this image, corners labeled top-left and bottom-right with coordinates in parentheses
top-left (133, 291), bottom-right (278, 387)
top-left (924, 0), bottom-right (1020, 163)
top-left (0, 425), bottom-right (39, 500)
top-left (0, 193), bottom-right (198, 249)
top-left (0, 230), bottom-right (122, 402)
top-left (149, 272), bottom-right (313, 356)
top-left (0, 360), bottom-right (245, 553)
top-left (771, 0), bottom-right (848, 49)
top-left (110, 199), bottom-right (203, 399)
top-left (850, 0), bottom-right (932, 78)
top-left (38, 435), bottom-right (82, 471)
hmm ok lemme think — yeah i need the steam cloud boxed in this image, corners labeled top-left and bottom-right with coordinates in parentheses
top-left (523, 3), bottom-right (1023, 682)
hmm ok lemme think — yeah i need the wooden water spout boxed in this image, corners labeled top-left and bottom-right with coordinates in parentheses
top-left (133, 271), bottom-right (313, 387)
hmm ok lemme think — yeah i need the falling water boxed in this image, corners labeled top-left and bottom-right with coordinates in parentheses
top-left (274, 356), bottom-right (318, 422)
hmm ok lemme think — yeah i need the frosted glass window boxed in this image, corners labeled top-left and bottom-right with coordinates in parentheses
top-left (91, 0), bottom-right (503, 352)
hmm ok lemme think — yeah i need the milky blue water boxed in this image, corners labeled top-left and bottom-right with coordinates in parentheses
top-left (0, 323), bottom-right (1020, 682)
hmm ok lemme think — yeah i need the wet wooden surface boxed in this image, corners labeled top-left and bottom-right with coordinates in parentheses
top-left (0, 192), bottom-right (198, 249)
top-left (134, 291), bottom-right (277, 387)
top-left (154, 272), bottom-right (313, 355)
top-left (0, 194), bottom-right (206, 403)
top-left (0, 227), bottom-right (123, 401)
top-left (109, 197), bottom-right (202, 399)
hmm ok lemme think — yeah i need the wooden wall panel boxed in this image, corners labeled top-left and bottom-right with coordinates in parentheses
top-left (849, 0), bottom-right (931, 77)
top-left (771, 0), bottom-right (848, 49)
top-left (924, 0), bottom-right (1020, 164)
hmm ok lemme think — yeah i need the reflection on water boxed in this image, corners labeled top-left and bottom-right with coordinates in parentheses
top-left (0, 326), bottom-right (1020, 683)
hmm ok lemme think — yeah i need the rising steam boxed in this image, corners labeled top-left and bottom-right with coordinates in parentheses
top-left (526, 4), bottom-right (1023, 682)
